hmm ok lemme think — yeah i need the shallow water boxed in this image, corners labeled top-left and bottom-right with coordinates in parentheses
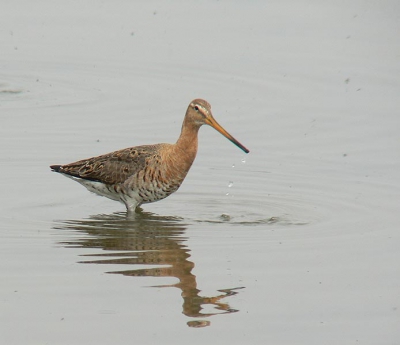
top-left (1, 1), bottom-right (400, 344)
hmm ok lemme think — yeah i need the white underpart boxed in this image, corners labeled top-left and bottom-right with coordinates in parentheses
top-left (63, 174), bottom-right (141, 212)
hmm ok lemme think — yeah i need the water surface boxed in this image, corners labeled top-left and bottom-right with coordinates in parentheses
top-left (1, 1), bottom-right (399, 344)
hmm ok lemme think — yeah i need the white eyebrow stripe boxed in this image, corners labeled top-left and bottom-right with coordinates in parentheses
top-left (192, 103), bottom-right (206, 112)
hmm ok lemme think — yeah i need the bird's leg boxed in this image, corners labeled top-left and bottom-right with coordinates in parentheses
top-left (125, 200), bottom-right (140, 217)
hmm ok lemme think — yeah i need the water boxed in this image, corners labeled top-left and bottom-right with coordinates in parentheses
top-left (1, 1), bottom-right (400, 344)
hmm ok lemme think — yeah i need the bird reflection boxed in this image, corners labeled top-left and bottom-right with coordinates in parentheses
top-left (54, 210), bottom-right (243, 324)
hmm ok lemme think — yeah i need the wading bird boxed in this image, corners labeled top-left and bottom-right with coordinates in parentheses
top-left (50, 99), bottom-right (249, 214)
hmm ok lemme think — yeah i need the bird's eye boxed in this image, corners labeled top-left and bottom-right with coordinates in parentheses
top-left (194, 106), bottom-right (199, 111)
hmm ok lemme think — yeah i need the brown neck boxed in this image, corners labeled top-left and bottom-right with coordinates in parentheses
top-left (175, 119), bottom-right (200, 162)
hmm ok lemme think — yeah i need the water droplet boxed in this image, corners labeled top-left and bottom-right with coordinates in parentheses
top-left (219, 213), bottom-right (231, 221)
top-left (241, 158), bottom-right (246, 164)
top-left (226, 192), bottom-right (230, 196)
top-left (228, 181), bottom-right (233, 188)
top-left (232, 164), bottom-right (235, 168)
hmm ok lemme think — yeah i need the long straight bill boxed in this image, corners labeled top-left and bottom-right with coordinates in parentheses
top-left (207, 117), bottom-right (250, 153)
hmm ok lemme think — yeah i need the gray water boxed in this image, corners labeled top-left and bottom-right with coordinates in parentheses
top-left (1, 1), bottom-right (399, 344)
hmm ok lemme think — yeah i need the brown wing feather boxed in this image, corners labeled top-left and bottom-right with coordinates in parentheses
top-left (54, 145), bottom-right (162, 185)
